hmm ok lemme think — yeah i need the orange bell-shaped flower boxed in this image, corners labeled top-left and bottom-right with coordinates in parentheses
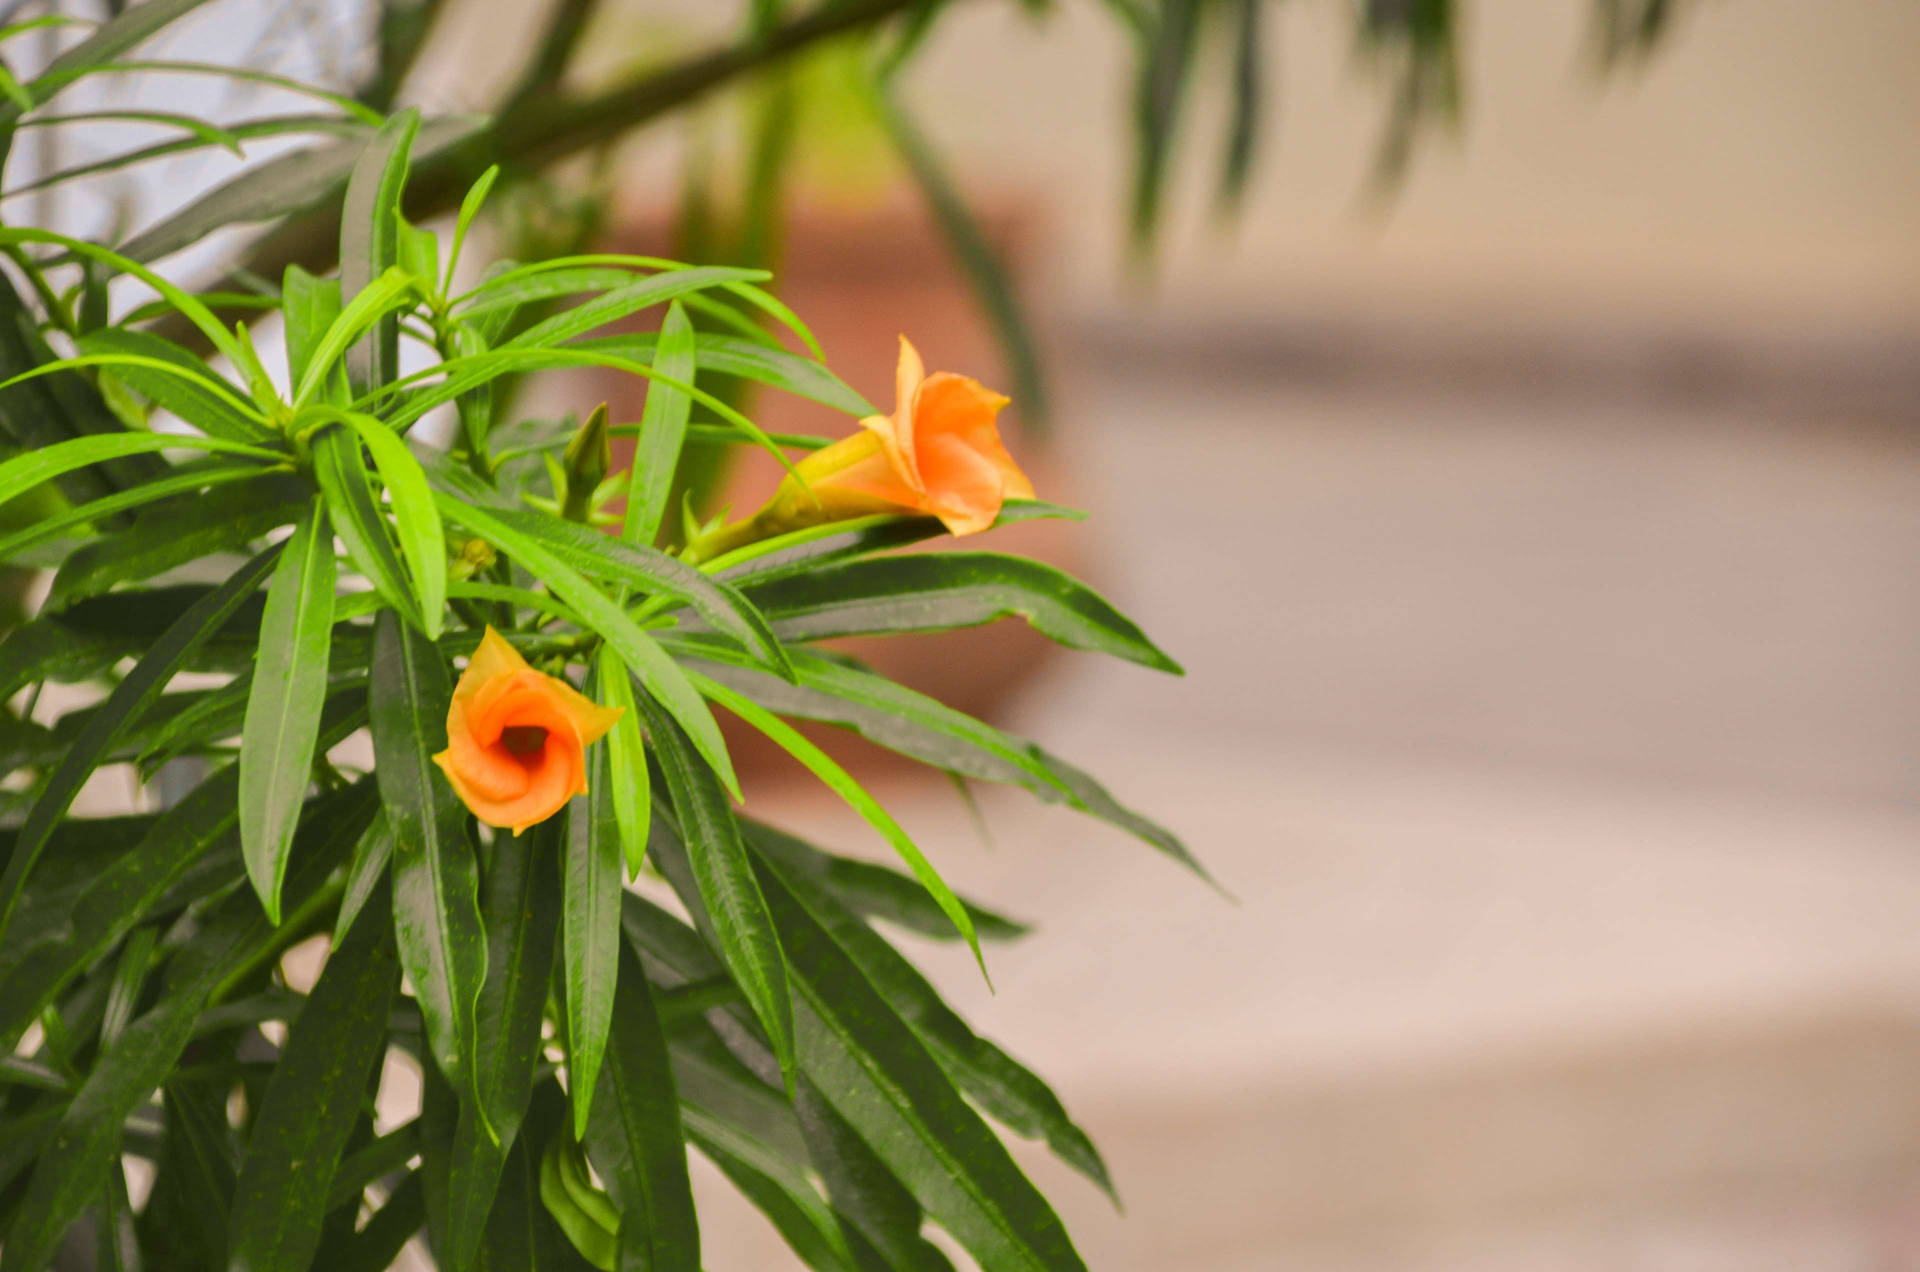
top-left (698, 338), bottom-right (1034, 559)
top-left (431, 627), bottom-right (623, 834)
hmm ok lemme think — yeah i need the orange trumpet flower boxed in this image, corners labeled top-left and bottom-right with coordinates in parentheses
top-left (698, 337), bottom-right (1034, 557)
top-left (432, 627), bottom-right (623, 834)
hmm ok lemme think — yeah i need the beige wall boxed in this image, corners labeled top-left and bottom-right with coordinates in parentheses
top-left (900, 0), bottom-right (1920, 333)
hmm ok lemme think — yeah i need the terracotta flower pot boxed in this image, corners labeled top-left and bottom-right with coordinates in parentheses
top-left (585, 194), bottom-right (1084, 787)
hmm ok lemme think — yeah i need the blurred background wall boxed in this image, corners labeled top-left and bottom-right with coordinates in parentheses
top-left (404, 3), bottom-right (1920, 1268)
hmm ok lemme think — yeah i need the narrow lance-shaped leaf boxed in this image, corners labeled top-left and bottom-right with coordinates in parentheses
top-left (369, 610), bottom-right (488, 1107)
top-left (0, 430), bottom-right (278, 509)
top-left (226, 885), bottom-right (401, 1272)
top-left (435, 493), bottom-right (740, 799)
top-left (596, 648), bottom-right (649, 879)
top-left (632, 692), bottom-right (796, 1093)
top-left (444, 817), bottom-right (563, 1271)
top-left (580, 941), bottom-right (701, 1272)
top-left (0, 545), bottom-right (281, 945)
top-left (650, 825), bottom-right (1087, 1272)
top-left (621, 299), bottom-right (694, 550)
top-left (240, 496), bottom-right (336, 922)
top-left (563, 712), bottom-right (623, 1141)
top-left (72, 327), bottom-right (273, 442)
top-left (319, 409), bottom-right (445, 636)
top-left (311, 424), bottom-right (426, 631)
top-left (340, 108), bottom-right (420, 395)
top-left (689, 669), bottom-right (986, 979)
top-left (738, 551), bottom-right (1182, 673)
top-left (747, 820), bottom-right (1113, 1201)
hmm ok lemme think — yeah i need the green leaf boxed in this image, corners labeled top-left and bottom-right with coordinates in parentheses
top-left (634, 695), bottom-right (795, 1093)
top-left (97, 926), bottom-right (156, 1049)
top-left (445, 164), bottom-right (500, 293)
top-left (596, 650), bottom-right (649, 879)
top-left (577, 333), bottom-right (873, 419)
top-left (1218, 0), bottom-right (1263, 211)
top-left (541, 1137), bottom-right (620, 1270)
top-left (673, 641), bottom-right (1211, 885)
top-left (4, 113), bottom-right (372, 200)
top-left (478, 504), bottom-right (785, 678)
top-left (44, 470), bottom-right (304, 610)
top-left (621, 300), bottom-right (695, 550)
top-left (227, 885), bottom-right (400, 1272)
top-left (752, 833), bottom-right (1030, 946)
top-left (0, 429), bottom-right (278, 510)
top-left (580, 942), bottom-right (701, 1272)
top-left (479, 1082), bottom-right (600, 1272)
top-left (341, 107), bottom-right (419, 395)
top-left (334, 1172), bottom-right (427, 1272)
top-left (0, 546), bottom-right (280, 948)
top-left (445, 817), bottom-right (562, 1271)
top-left (292, 266), bottom-right (420, 407)
top-left (3, 0), bottom-right (216, 119)
top-left (369, 610), bottom-right (488, 1099)
top-left (282, 264), bottom-right (343, 393)
top-left (434, 493), bottom-right (740, 798)
top-left (563, 738), bottom-right (623, 1142)
top-left (334, 812), bottom-right (393, 951)
top-left (651, 827), bottom-right (1087, 1272)
top-left (400, 218), bottom-right (441, 295)
top-left (748, 821), bottom-right (1113, 1200)
top-left (0, 585), bottom-right (261, 702)
top-left (0, 787), bottom-right (366, 1272)
top-left (455, 267), bottom-right (649, 321)
top-left (240, 497), bottom-right (337, 922)
top-left (793, 1085), bottom-right (956, 1272)
top-left (690, 670), bottom-right (985, 977)
top-left (502, 267), bottom-right (771, 351)
top-left (0, 460), bottom-right (259, 565)
top-left (318, 409), bottom-right (446, 636)
top-left (1127, 0), bottom-right (1202, 254)
top-left (695, 1139), bottom-right (855, 1272)
top-left (72, 327), bottom-right (272, 442)
top-left (741, 551), bottom-right (1182, 672)
top-left (147, 1079), bottom-right (238, 1269)
top-left (113, 115), bottom-right (482, 266)
top-left (709, 500), bottom-right (1082, 587)
top-left (311, 424), bottom-right (426, 631)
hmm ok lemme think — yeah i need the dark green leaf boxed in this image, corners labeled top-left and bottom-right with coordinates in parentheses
top-left (581, 943), bottom-right (701, 1272)
top-left (503, 267), bottom-right (770, 351)
top-left (749, 821), bottom-right (1112, 1199)
top-left (97, 926), bottom-right (156, 1049)
top-left (651, 827), bottom-right (1085, 1272)
top-left (45, 471), bottom-right (304, 610)
top-left (741, 551), bottom-right (1181, 672)
top-left (634, 698), bottom-right (794, 1092)
top-left (1128, 0), bottom-right (1202, 253)
top-left (341, 108), bottom-right (419, 394)
top-left (444, 818), bottom-right (562, 1271)
top-left (0, 546), bottom-right (281, 948)
top-left (574, 333), bottom-right (873, 418)
top-left (369, 610), bottom-right (487, 1098)
top-left (72, 328), bottom-right (272, 443)
top-left (712, 500), bottom-right (1082, 589)
top-left (620, 301), bottom-right (694, 550)
top-left (563, 741), bottom-right (622, 1141)
top-left (0, 585), bottom-right (267, 702)
top-left (334, 1172), bottom-right (426, 1272)
top-left (1218, 0), bottom-right (1263, 210)
top-left (333, 812), bottom-right (393, 951)
top-left (751, 831), bottom-right (1029, 945)
top-left (596, 649), bottom-right (650, 879)
top-left (282, 264), bottom-right (343, 394)
top-left (146, 1079), bottom-right (237, 1269)
top-left (673, 641), bottom-right (1210, 885)
top-left (240, 496), bottom-right (336, 922)
top-left (477, 1082), bottom-right (599, 1272)
top-left (794, 1083), bottom-right (955, 1272)
top-left (0, 788), bottom-right (366, 1271)
top-left (479, 504), bottom-right (786, 679)
top-left (227, 885), bottom-right (400, 1272)
top-left (695, 1137), bottom-right (854, 1272)
top-left (0, 430), bottom-right (276, 511)
top-left (0, 460), bottom-right (260, 565)
top-left (435, 494), bottom-right (739, 799)
top-left (6, 0), bottom-right (217, 120)
top-left (312, 424), bottom-right (426, 630)
top-left (323, 410), bottom-right (445, 636)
